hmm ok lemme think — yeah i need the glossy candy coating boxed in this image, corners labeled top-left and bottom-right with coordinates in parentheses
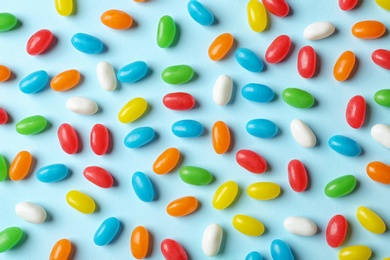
top-left (0, 227), bottom-right (23, 253)
top-left (54, 0), bottom-right (73, 16)
top-left (16, 115), bottom-right (47, 135)
top-left (245, 251), bottom-right (263, 260)
top-left (236, 149), bottom-right (267, 173)
top-left (9, 151), bottom-right (32, 181)
top-left (124, 127), bottom-right (155, 148)
top-left (118, 97), bottom-right (148, 123)
top-left (94, 217), bottom-right (121, 246)
top-left (26, 29), bottom-right (53, 55)
top-left (161, 65), bottom-right (194, 84)
top-left (153, 147), bottom-right (180, 174)
top-left (212, 180), bottom-right (239, 210)
top-left (202, 223), bottom-right (222, 256)
top-left (324, 175), bottom-right (356, 198)
top-left (376, 0), bottom-right (390, 10)
top-left (66, 190), bottom-right (96, 214)
top-left (208, 33), bottom-right (234, 61)
top-left (187, 0), bottom-right (214, 26)
top-left (117, 61), bottom-right (148, 83)
top-left (283, 216), bottom-right (317, 236)
top-left (166, 196), bottom-right (198, 217)
top-left (290, 119), bottom-right (316, 148)
top-left (157, 15), bottom-right (176, 48)
top-left (0, 65), bottom-right (11, 82)
top-left (97, 61), bottom-right (117, 91)
top-left (265, 35), bottom-right (291, 63)
top-left (262, 0), bottom-right (289, 17)
top-left (0, 155), bottom-right (7, 182)
top-left (338, 245), bottom-right (371, 260)
top-left (328, 135), bottom-right (361, 157)
top-left (297, 46), bottom-right (316, 78)
top-left (161, 239), bottom-right (188, 260)
top-left (356, 206), bottom-right (386, 234)
top-left (334, 51), bottom-right (356, 81)
top-left (303, 22), bottom-right (335, 40)
top-left (132, 171), bottom-right (155, 202)
top-left (326, 214), bottom-right (348, 248)
top-left (83, 166), bottom-right (114, 188)
top-left (288, 159), bottom-right (308, 192)
top-left (58, 123), bottom-right (79, 154)
top-left (66, 96), bottom-right (98, 115)
top-left (247, 0), bottom-right (268, 32)
top-left (371, 124), bottom-right (390, 148)
top-left (246, 119), bottom-right (278, 139)
top-left (270, 239), bottom-right (294, 260)
top-left (101, 9), bottom-right (133, 30)
top-left (172, 119), bottom-right (204, 138)
top-left (49, 239), bottom-right (72, 260)
top-left (0, 13), bottom-right (17, 32)
top-left (71, 33), bottom-right (103, 54)
top-left (374, 89), bottom-right (390, 107)
top-left (179, 166), bottom-right (212, 185)
top-left (15, 202), bottom-right (46, 224)
top-left (232, 214), bottom-right (264, 236)
top-left (366, 161), bottom-right (390, 184)
top-left (339, 0), bottom-right (358, 10)
top-left (36, 163), bottom-right (69, 183)
top-left (372, 49), bottom-right (390, 70)
top-left (90, 124), bottom-right (110, 155)
top-left (213, 74), bottom-right (233, 106)
top-left (241, 83), bottom-right (274, 103)
top-left (131, 226), bottom-right (149, 259)
top-left (235, 48), bottom-right (264, 72)
top-left (0, 108), bottom-right (8, 124)
top-left (247, 182), bottom-right (280, 200)
top-left (163, 92), bottom-right (195, 110)
top-left (212, 121), bottom-right (231, 154)
top-left (19, 70), bottom-right (49, 94)
top-left (352, 20), bottom-right (386, 39)
top-left (282, 88), bottom-right (314, 109)
top-left (50, 69), bottom-right (80, 91)
top-left (346, 95), bottom-right (365, 128)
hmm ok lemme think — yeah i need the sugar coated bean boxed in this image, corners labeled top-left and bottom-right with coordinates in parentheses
top-left (346, 95), bottom-right (365, 128)
top-left (163, 92), bottom-right (195, 110)
top-left (131, 226), bottom-right (149, 259)
top-left (265, 35), bottom-right (291, 64)
top-left (303, 22), bottom-right (335, 40)
top-left (36, 163), bottom-right (69, 183)
top-left (161, 65), bottom-right (194, 84)
top-left (124, 127), bottom-right (155, 148)
top-left (0, 227), bottom-right (23, 253)
top-left (97, 61), bottom-right (117, 91)
top-left (152, 147), bottom-right (180, 174)
top-left (90, 124), bottom-right (110, 155)
top-left (118, 97), bottom-right (147, 123)
top-left (50, 69), bottom-right (80, 91)
top-left (366, 161), bottom-right (390, 184)
top-left (132, 171), bottom-right (155, 202)
top-left (288, 159), bottom-right (308, 192)
top-left (19, 70), bottom-right (49, 94)
top-left (282, 88), bottom-right (314, 108)
top-left (49, 239), bottom-right (72, 260)
top-left (83, 166), bottom-right (114, 188)
top-left (246, 118), bottom-right (278, 139)
top-left (0, 13), bottom-right (17, 32)
top-left (212, 180), bottom-right (238, 210)
top-left (235, 48), bottom-right (264, 72)
top-left (328, 135), bottom-right (361, 157)
top-left (0, 108), bottom-right (8, 124)
top-left (372, 49), bottom-right (390, 70)
top-left (356, 206), bottom-right (386, 234)
top-left (283, 216), bottom-right (317, 236)
top-left (241, 83), bottom-right (274, 103)
top-left (333, 51), bottom-right (356, 81)
top-left (57, 123), bottom-right (79, 154)
top-left (236, 149), bottom-right (267, 173)
top-left (161, 238), bottom-right (188, 260)
top-left (172, 119), bottom-right (204, 138)
top-left (0, 155), bottom-right (7, 182)
top-left (376, 0), bottom-right (390, 10)
top-left (71, 33), bottom-right (103, 54)
top-left (297, 46), bottom-right (316, 78)
top-left (26, 29), bottom-right (53, 55)
top-left (247, 0), bottom-right (267, 32)
top-left (208, 33), bottom-right (234, 61)
top-left (247, 182), bottom-right (281, 200)
top-left (213, 74), bottom-right (233, 106)
top-left (117, 61), bottom-right (148, 83)
top-left (212, 121), bottom-right (231, 154)
top-left (94, 217), bottom-right (121, 246)
top-left (290, 119), bottom-right (316, 147)
top-left (15, 202), bottom-right (46, 224)
top-left (166, 196), bottom-right (198, 217)
top-left (232, 214), bottom-right (264, 236)
top-left (179, 165), bottom-right (212, 185)
top-left (202, 223), bottom-right (222, 256)
top-left (66, 96), bottom-right (98, 115)
top-left (54, 0), bottom-right (73, 16)
top-left (9, 151), bottom-right (32, 181)
top-left (187, 0), bottom-right (214, 26)
top-left (16, 115), bottom-right (47, 135)
top-left (66, 190), bottom-right (96, 214)
top-left (374, 89), bottom-right (390, 107)
top-left (326, 214), bottom-right (348, 248)
top-left (101, 9), bottom-right (133, 30)
top-left (339, 0), bottom-right (358, 10)
top-left (262, 0), bottom-right (289, 17)
top-left (324, 175), bottom-right (356, 198)
top-left (157, 15), bottom-right (176, 48)
top-left (338, 245), bottom-right (371, 260)
top-left (352, 20), bottom-right (386, 39)
top-left (245, 251), bottom-right (263, 260)
top-left (270, 239), bottom-right (294, 260)
top-left (0, 65), bottom-right (11, 82)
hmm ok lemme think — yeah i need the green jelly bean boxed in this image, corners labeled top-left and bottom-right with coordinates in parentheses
top-left (162, 65), bottom-right (194, 84)
top-left (179, 166), bottom-right (212, 185)
top-left (16, 115), bottom-right (47, 135)
top-left (374, 89), bottom-right (390, 107)
top-left (0, 227), bottom-right (23, 253)
top-left (324, 175), bottom-right (356, 198)
top-left (0, 155), bottom-right (7, 182)
top-left (157, 15), bottom-right (176, 48)
top-left (282, 88), bottom-right (315, 109)
top-left (0, 13), bottom-right (17, 32)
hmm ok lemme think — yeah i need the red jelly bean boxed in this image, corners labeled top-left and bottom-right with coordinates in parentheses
top-left (372, 49), bottom-right (390, 70)
top-left (83, 166), bottom-right (114, 188)
top-left (262, 0), bottom-right (289, 17)
top-left (0, 108), bottom-right (8, 124)
top-left (346, 95), bottom-right (366, 129)
top-left (297, 46), bottom-right (316, 78)
top-left (339, 0), bottom-right (358, 11)
top-left (26, 29), bottom-right (54, 55)
top-left (57, 123), bottom-right (79, 154)
top-left (265, 35), bottom-right (291, 64)
top-left (236, 149), bottom-right (267, 174)
top-left (90, 124), bottom-right (110, 155)
top-left (161, 239), bottom-right (188, 260)
top-left (326, 214), bottom-right (348, 248)
top-left (287, 159), bottom-right (308, 192)
top-left (162, 92), bottom-right (195, 110)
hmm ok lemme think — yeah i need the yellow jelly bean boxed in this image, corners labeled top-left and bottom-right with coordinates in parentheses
top-left (232, 214), bottom-right (264, 236)
top-left (212, 180), bottom-right (238, 210)
top-left (54, 0), bottom-right (74, 16)
top-left (247, 182), bottom-right (281, 200)
top-left (66, 190), bottom-right (96, 214)
top-left (247, 0), bottom-right (268, 32)
top-left (356, 206), bottom-right (386, 234)
top-left (376, 0), bottom-right (390, 10)
top-left (118, 97), bottom-right (148, 123)
top-left (338, 245), bottom-right (371, 260)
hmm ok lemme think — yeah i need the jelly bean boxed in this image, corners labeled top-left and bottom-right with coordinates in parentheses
top-left (241, 83), bottom-right (274, 103)
top-left (236, 149), bottom-right (267, 173)
top-left (212, 180), bottom-right (239, 210)
top-left (157, 15), bottom-right (176, 48)
top-left (118, 97), bottom-right (148, 123)
top-left (303, 22), bottom-right (335, 40)
top-left (161, 238), bottom-right (188, 260)
top-left (66, 96), bottom-right (98, 115)
top-left (57, 123), bottom-right (79, 154)
top-left (262, 0), bottom-right (289, 17)
top-left (166, 196), bottom-right (198, 217)
top-left (282, 88), bottom-right (315, 109)
top-left (202, 223), bottom-right (222, 256)
top-left (161, 65), bottom-right (194, 84)
top-left (265, 35), bottom-right (291, 64)
top-left (0, 108), bottom-right (8, 124)
top-left (94, 217), bottom-right (121, 246)
top-left (50, 69), bottom-right (80, 91)
top-left (97, 61), bottom-right (117, 91)
top-left (0, 155), bottom-right (7, 182)
top-left (246, 119), bottom-right (278, 139)
top-left (326, 214), bottom-right (348, 248)
top-left (90, 124), bottom-right (110, 155)
top-left (66, 190), bottom-right (95, 214)
top-left (372, 49), bottom-right (390, 70)
top-left (0, 227), bottom-right (23, 253)
top-left (339, 0), bottom-right (358, 10)
top-left (50, 239), bottom-right (72, 260)
top-left (212, 121), bottom-right (231, 154)
top-left (163, 92), bottom-right (195, 110)
top-left (270, 239), bottom-right (294, 260)
top-left (247, 0), bottom-right (268, 32)
top-left (324, 175), bottom-right (356, 198)
top-left (124, 127), bottom-right (155, 148)
top-left (283, 216), bottom-right (317, 236)
top-left (297, 46), bottom-right (316, 78)
top-left (132, 171), bottom-right (155, 202)
top-left (0, 13), bottom-right (17, 32)
top-left (333, 51), bottom-right (356, 82)
top-left (366, 161), bottom-right (390, 184)
top-left (54, 0), bottom-right (73, 16)
top-left (179, 166), bottom-right (212, 185)
top-left (101, 9), bottom-right (133, 30)
top-left (328, 135), bottom-right (361, 157)
top-left (26, 29), bottom-right (53, 55)
top-left (172, 119), bottom-right (204, 138)
top-left (36, 163), bottom-right (69, 183)
top-left (338, 245), bottom-right (371, 260)
top-left (131, 226), bottom-right (149, 259)
top-left (16, 115), bottom-right (47, 135)
top-left (15, 202), bottom-right (46, 224)
top-left (290, 119), bottom-right (316, 148)
top-left (247, 182), bottom-right (280, 200)
top-left (213, 75), bottom-right (233, 106)
top-left (245, 251), bottom-right (263, 260)
top-left (9, 151), bottom-right (32, 181)
top-left (235, 48), bottom-right (264, 72)
top-left (232, 214), bottom-right (264, 236)
top-left (19, 70), bottom-right (49, 94)
top-left (352, 20), bottom-right (386, 39)
top-left (376, 0), bottom-right (390, 10)
top-left (208, 33), bottom-right (234, 61)
top-left (83, 166), bottom-right (114, 188)
top-left (288, 159), bottom-right (308, 192)
top-left (71, 33), bottom-right (103, 54)
top-left (153, 147), bottom-right (180, 174)
top-left (0, 65), bottom-right (11, 82)
top-left (374, 89), bottom-right (390, 107)
top-left (187, 0), bottom-right (214, 26)
top-left (357, 206), bottom-right (386, 234)
top-left (117, 61), bottom-right (148, 83)
top-left (346, 95), bottom-right (365, 128)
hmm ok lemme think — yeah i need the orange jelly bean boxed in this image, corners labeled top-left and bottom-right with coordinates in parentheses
top-left (9, 151), bottom-right (32, 181)
top-left (208, 33), bottom-right (234, 61)
top-left (366, 161), bottom-right (390, 184)
top-left (49, 238), bottom-right (72, 260)
top-left (212, 121), bottom-right (231, 154)
top-left (352, 20), bottom-right (386, 39)
top-left (101, 9), bottom-right (133, 30)
top-left (333, 51), bottom-right (356, 81)
top-left (166, 196), bottom-right (198, 217)
top-left (50, 69), bottom-right (80, 91)
top-left (0, 65), bottom-right (11, 82)
top-left (153, 147), bottom-right (180, 174)
top-left (130, 226), bottom-right (150, 259)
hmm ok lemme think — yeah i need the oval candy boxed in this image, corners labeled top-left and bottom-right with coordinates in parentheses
top-left (161, 239), bottom-right (188, 260)
top-left (334, 51), bottom-right (356, 81)
top-left (236, 149), bottom-right (267, 174)
top-left (15, 202), bottom-right (46, 224)
top-left (212, 121), bottom-right (231, 154)
top-left (352, 20), bottom-right (386, 39)
top-left (0, 65), bottom-right (11, 82)
top-left (270, 239), bottom-right (294, 260)
top-left (54, 0), bottom-right (73, 16)
top-left (376, 0), bottom-right (390, 10)
top-left (247, 182), bottom-right (280, 200)
top-left (0, 13), bottom-right (17, 32)
top-left (247, 0), bottom-right (267, 32)
top-left (19, 70), bottom-right (49, 94)
top-left (232, 214), bottom-right (264, 236)
top-left (179, 166), bottom-right (212, 185)
top-left (36, 163), bottom-right (69, 183)
top-left (374, 89), bottom-right (390, 107)
top-left (0, 108), bottom-right (8, 124)
top-left (157, 15), bottom-right (176, 48)
top-left (202, 223), bottom-right (222, 256)
top-left (163, 92), bottom-right (195, 110)
top-left (288, 159), bottom-right (308, 192)
top-left (366, 161), bottom-right (390, 184)
top-left (326, 214), bottom-right (348, 248)
top-left (118, 97), bottom-right (147, 123)
top-left (26, 29), bottom-right (53, 55)
top-left (58, 123), bottom-right (79, 154)
top-left (241, 83), bottom-right (274, 103)
top-left (66, 96), bottom-right (98, 115)
top-left (290, 119), bottom-right (316, 148)
top-left (338, 245), bottom-right (371, 260)
top-left (153, 147), bottom-right (181, 174)
top-left (161, 65), bottom-right (194, 84)
top-left (187, 0), bottom-right (214, 26)
top-left (16, 115), bottom-right (47, 135)
top-left (66, 190), bottom-right (96, 214)
top-left (283, 216), bottom-right (317, 236)
top-left (346, 95), bottom-right (365, 128)
top-left (324, 175), bottom-right (357, 198)
top-left (131, 226), bottom-right (149, 259)
top-left (9, 151), bottom-right (32, 181)
top-left (303, 21), bottom-right (335, 40)
top-left (90, 124), bottom-right (110, 155)
top-left (50, 239), bottom-right (72, 260)
top-left (246, 119), bottom-right (278, 139)
top-left (71, 33), bottom-right (103, 54)
top-left (328, 135), bottom-right (361, 157)
top-left (282, 88), bottom-right (314, 109)
top-left (245, 251), bottom-right (263, 260)
top-left (124, 127), bottom-right (155, 148)
top-left (97, 61), bottom-right (117, 91)
top-left (372, 49), bottom-right (390, 70)
top-left (166, 196), bottom-right (198, 217)
top-left (83, 166), bottom-right (114, 188)
top-left (208, 33), bottom-right (234, 61)
top-left (0, 227), bottom-right (23, 253)
top-left (356, 206), bottom-right (386, 234)
top-left (101, 9), bottom-right (133, 30)
top-left (117, 61), bottom-right (148, 83)
top-left (265, 35), bottom-right (291, 64)
top-left (0, 155), bottom-right (7, 182)
top-left (213, 74), bottom-right (233, 106)
top-left (339, 0), bottom-right (358, 10)
top-left (235, 48), bottom-right (264, 72)
top-left (262, 0), bottom-right (289, 17)
top-left (132, 171), bottom-right (155, 202)
top-left (94, 217), bottom-right (121, 246)
top-left (172, 119), bottom-right (204, 138)
top-left (297, 46), bottom-right (316, 78)
top-left (212, 180), bottom-right (239, 210)
top-left (50, 69), bottom-right (80, 91)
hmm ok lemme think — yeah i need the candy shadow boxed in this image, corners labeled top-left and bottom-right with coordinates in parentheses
top-left (106, 128), bottom-right (114, 154)
top-left (305, 166), bottom-right (312, 191)
top-left (5, 111), bottom-right (13, 124)
top-left (7, 71), bottom-right (17, 81)
top-left (100, 43), bottom-right (109, 54)
top-left (264, 11), bottom-right (271, 32)
top-left (211, 16), bottom-right (219, 26)
top-left (75, 129), bottom-right (83, 154)
top-left (65, 169), bottom-right (73, 181)
top-left (73, 73), bottom-right (84, 91)
top-left (314, 52), bottom-right (322, 77)
top-left (44, 121), bottom-right (53, 133)
top-left (69, 241), bottom-right (77, 260)
top-left (227, 80), bottom-right (238, 105)
top-left (151, 177), bottom-right (160, 200)
top-left (71, 0), bottom-right (78, 15)
top-left (344, 219), bottom-right (353, 244)
top-left (44, 209), bottom-right (54, 222)
top-left (226, 127), bottom-right (235, 153)
top-left (284, 42), bottom-right (296, 62)
top-left (349, 58), bottom-right (360, 80)
top-left (227, 184), bottom-right (243, 208)
top-left (110, 222), bottom-right (123, 244)
top-left (170, 23), bottom-right (181, 48)
top-left (26, 156), bottom-right (37, 180)
top-left (363, 102), bottom-right (371, 127)
top-left (190, 71), bottom-right (199, 83)
top-left (146, 231), bottom-right (153, 257)
top-left (94, 201), bottom-right (101, 213)
top-left (355, 0), bottom-right (364, 9)
top-left (130, 19), bottom-right (139, 30)
top-left (217, 227), bottom-right (227, 254)
top-left (111, 174), bottom-right (119, 187)
top-left (11, 231), bottom-right (28, 251)
top-left (42, 35), bottom-right (58, 55)
top-left (144, 67), bottom-right (154, 81)
top-left (11, 20), bottom-right (22, 31)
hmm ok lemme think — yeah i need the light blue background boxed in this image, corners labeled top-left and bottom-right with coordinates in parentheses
top-left (0, 0), bottom-right (389, 259)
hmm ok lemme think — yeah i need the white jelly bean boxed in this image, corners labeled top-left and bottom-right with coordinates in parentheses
top-left (290, 119), bottom-right (316, 148)
top-left (371, 124), bottom-right (390, 148)
top-left (303, 21), bottom-right (335, 40)
top-left (283, 216), bottom-right (317, 236)
top-left (15, 202), bottom-right (46, 224)
top-left (213, 74), bottom-right (233, 106)
top-left (97, 61), bottom-right (117, 91)
top-left (66, 96), bottom-right (98, 115)
top-left (202, 223), bottom-right (223, 256)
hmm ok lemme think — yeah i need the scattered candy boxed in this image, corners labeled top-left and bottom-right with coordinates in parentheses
top-left (288, 159), bottom-right (308, 192)
top-left (290, 119), bottom-right (316, 148)
top-left (54, 0), bottom-right (73, 16)
top-left (36, 163), bottom-right (69, 183)
top-left (265, 35), bottom-right (291, 64)
top-left (66, 96), bottom-right (99, 115)
top-left (9, 150), bottom-right (32, 181)
top-left (351, 20), bottom-right (386, 39)
top-left (297, 46), bottom-right (316, 78)
top-left (262, 0), bottom-right (289, 17)
top-left (96, 61), bottom-right (117, 91)
top-left (282, 88), bottom-right (314, 109)
top-left (333, 50), bottom-right (356, 81)
top-left (324, 175), bottom-right (357, 198)
top-left (132, 171), bottom-right (155, 202)
top-left (346, 95), bottom-right (365, 128)
top-left (0, 13), bottom-right (17, 32)
top-left (19, 70), bottom-right (49, 94)
top-left (57, 123), bottom-right (79, 154)
top-left (213, 74), bottom-right (233, 106)
top-left (235, 47), bottom-right (264, 72)
top-left (50, 69), bottom-right (80, 91)
top-left (94, 217), bottom-right (121, 246)
top-left (236, 149), bottom-right (267, 173)
top-left (161, 65), bottom-right (194, 84)
top-left (247, 182), bottom-right (281, 200)
top-left (152, 147), bottom-right (180, 174)
top-left (356, 206), bottom-right (386, 234)
top-left (83, 166), bottom-right (114, 188)
top-left (326, 214), bottom-right (348, 248)
top-left (202, 223), bottom-right (222, 256)
top-left (283, 216), bottom-right (317, 236)
top-left (124, 127), bottom-right (155, 148)
top-left (49, 239), bottom-right (72, 260)
top-left (130, 226), bottom-right (150, 259)
top-left (172, 119), bottom-right (204, 138)
top-left (0, 227), bottom-right (23, 253)
top-left (208, 33), bottom-right (234, 61)
top-left (0, 155), bottom-right (7, 182)
top-left (328, 135), bottom-right (361, 157)
top-left (163, 92), bottom-right (195, 110)
top-left (241, 83), bottom-right (274, 103)
top-left (117, 61), bottom-right (148, 83)
top-left (90, 124), bottom-right (110, 155)
top-left (372, 49), bottom-right (390, 70)
top-left (187, 0), bottom-right (214, 26)
top-left (166, 196), bottom-right (198, 217)
top-left (15, 202), bottom-right (46, 224)
top-left (246, 118), bottom-right (278, 139)
top-left (0, 65), bottom-right (11, 82)
top-left (66, 190), bottom-right (96, 214)
top-left (15, 115), bottom-right (47, 135)
top-left (270, 239), bottom-right (294, 260)
top-left (303, 22), bottom-right (335, 40)
top-left (157, 15), bottom-right (176, 48)
top-left (26, 29), bottom-right (53, 55)
top-left (160, 238), bottom-right (188, 260)
top-left (339, 245), bottom-right (371, 260)
top-left (179, 166), bottom-right (212, 185)
top-left (71, 33), bottom-right (103, 54)
top-left (366, 161), bottom-right (390, 184)
top-left (247, 0), bottom-right (268, 32)
top-left (374, 89), bottom-right (390, 107)
top-left (212, 180), bottom-right (239, 210)
top-left (212, 121), bottom-right (231, 154)
top-left (101, 9), bottom-right (133, 30)
top-left (232, 214), bottom-right (264, 236)
top-left (118, 97), bottom-right (147, 123)
top-left (339, 0), bottom-right (358, 11)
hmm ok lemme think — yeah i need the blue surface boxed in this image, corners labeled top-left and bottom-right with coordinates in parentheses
top-left (0, 0), bottom-right (390, 259)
